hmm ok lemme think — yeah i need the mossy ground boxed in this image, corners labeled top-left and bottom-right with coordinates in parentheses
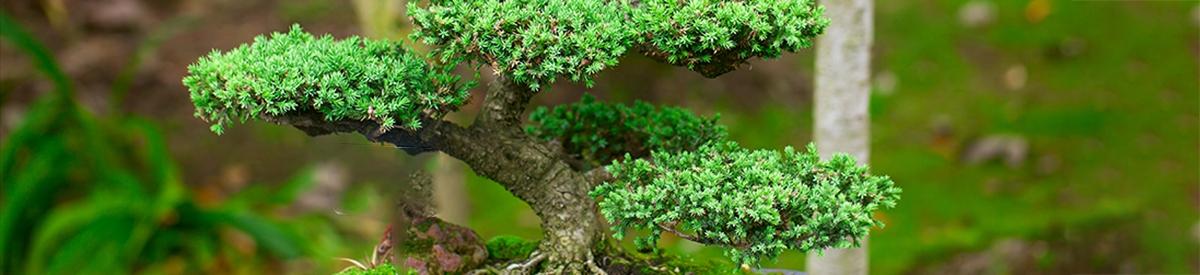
top-left (485, 235), bottom-right (539, 261)
top-left (336, 264), bottom-right (408, 275)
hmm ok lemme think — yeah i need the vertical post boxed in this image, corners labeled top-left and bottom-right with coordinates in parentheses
top-left (351, 0), bottom-right (403, 40)
top-left (432, 152), bottom-right (470, 224)
top-left (808, 0), bottom-right (873, 274)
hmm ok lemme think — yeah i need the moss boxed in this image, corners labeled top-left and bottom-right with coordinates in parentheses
top-left (588, 238), bottom-right (744, 274)
top-left (336, 263), bottom-right (415, 275)
top-left (485, 235), bottom-right (538, 261)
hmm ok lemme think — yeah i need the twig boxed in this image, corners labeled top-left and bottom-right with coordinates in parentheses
top-left (505, 250), bottom-right (545, 274)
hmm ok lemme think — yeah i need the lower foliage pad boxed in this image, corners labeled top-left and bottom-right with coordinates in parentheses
top-left (592, 141), bottom-right (901, 266)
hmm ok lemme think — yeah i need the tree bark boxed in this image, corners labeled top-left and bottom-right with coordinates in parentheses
top-left (808, 0), bottom-right (873, 274)
top-left (417, 77), bottom-right (602, 272)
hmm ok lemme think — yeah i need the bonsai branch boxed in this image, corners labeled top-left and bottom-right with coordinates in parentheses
top-left (476, 75), bottom-right (536, 129)
top-left (263, 112), bottom-right (461, 155)
top-left (657, 223), bottom-right (749, 249)
top-left (585, 166), bottom-right (613, 188)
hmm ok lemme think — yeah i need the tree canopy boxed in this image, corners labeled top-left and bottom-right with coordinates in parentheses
top-left (408, 0), bottom-right (828, 88)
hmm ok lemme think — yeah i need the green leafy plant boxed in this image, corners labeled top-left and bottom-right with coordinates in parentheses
top-left (593, 142), bottom-right (900, 265)
top-left (409, 0), bottom-right (636, 89)
top-left (0, 14), bottom-right (354, 274)
top-left (527, 94), bottom-right (727, 168)
top-left (180, 0), bottom-right (897, 270)
top-left (183, 25), bottom-right (473, 134)
top-left (632, 0), bottom-right (828, 76)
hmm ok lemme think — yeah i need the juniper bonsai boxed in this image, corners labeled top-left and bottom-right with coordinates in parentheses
top-left (182, 0), bottom-right (900, 272)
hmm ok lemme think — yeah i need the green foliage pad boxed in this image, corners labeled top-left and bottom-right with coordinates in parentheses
top-left (592, 142), bottom-right (901, 266)
top-left (633, 0), bottom-right (828, 77)
top-left (409, 0), bottom-right (636, 90)
top-left (182, 25), bottom-right (471, 134)
top-left (409, 0), bottom-right (828, 88)
top-left (527, 94), bottom-right (727, 168)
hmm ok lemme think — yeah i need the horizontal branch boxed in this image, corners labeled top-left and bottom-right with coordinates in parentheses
top-left (584, 166), bottom-right (612, 188)
top-left (657, 223), bottom-right (704, 243)
top-left (264, 112), bottom-right (444, 155)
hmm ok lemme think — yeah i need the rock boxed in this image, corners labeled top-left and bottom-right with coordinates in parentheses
top-left (1192, 220), bottom-right (1200, 243)
top-left (81, 0), bottom-right (151, 31)
top-left (1036, 154), bottom-right (1061, 175)
top-left (1193, 4), bottom-right (1200, 27)
top-left (963, 135), bottom-right (1028, 168)
top-left (874, 70), bottom-right (898, 95)
top-left (1003, 64), bottom-right (1027, 91)
top-left (958, 0), bottom-right (995, 28)
top-left (397, 214), bottom-right (489, 274)
top-left (292, 161), bottom-right (348, 213)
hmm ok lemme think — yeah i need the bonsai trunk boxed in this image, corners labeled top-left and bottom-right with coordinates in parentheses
top-left (274, 76), bottom-right (612, 272)
top-left (417, 76), bottom-right (605, 271)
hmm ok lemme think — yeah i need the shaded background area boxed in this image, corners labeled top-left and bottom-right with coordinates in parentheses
top-left (1, 0), bottom-right (1196, 274)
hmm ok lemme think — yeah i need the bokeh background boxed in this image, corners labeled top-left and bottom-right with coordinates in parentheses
top-left (1, 0), bottom-right (1197, 274)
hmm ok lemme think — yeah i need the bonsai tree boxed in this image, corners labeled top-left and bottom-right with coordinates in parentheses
top-left (181, 0), bottom-right (900, 272)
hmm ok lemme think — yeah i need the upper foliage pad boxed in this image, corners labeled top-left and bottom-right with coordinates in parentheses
top-left (408, 0), bottom-right (637, 90)
top-left (182, 25), bottom-right (471, 134)
top-left (526, 94), bottom-right (726, 168)
top-left (592, 142), bottom-right (900, 266)
top-left (633, 0), bottom-right (828, 77)
top-left (409, 0), bottom-right (828, 87)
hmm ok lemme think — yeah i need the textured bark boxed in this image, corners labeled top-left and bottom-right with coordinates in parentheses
top-left (477, 76), bottom-right (537, 129)
top-left (808, 0), bottom-right (873, 274)
top-left (422, 77), bottom-right (601, 271)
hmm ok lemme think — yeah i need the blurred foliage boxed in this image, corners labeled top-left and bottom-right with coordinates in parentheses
top-left (526, 94), bottom-right (727, 168)
top-left (0, 13), bottom-right (380, 274)
top-left (595, 142), bottom-right (899, 266)
top-left (183, 25), bottom-right (472, 134)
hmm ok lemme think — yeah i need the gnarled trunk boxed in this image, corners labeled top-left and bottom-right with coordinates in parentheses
top-left (417, 76), bottom-right (604, 271)
top-left (274, 76), bottom-right (608, 272)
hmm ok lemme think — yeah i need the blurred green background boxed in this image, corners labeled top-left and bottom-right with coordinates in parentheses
top-left (1, 0), bottom-right (1196, 274)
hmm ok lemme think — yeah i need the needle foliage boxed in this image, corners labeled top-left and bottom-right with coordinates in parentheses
top-left (182, 25), bottom-right (472, 134)
top-left (408, 0), bottom-right (828, 88)
top-left (526, 94), bottom-right (727, 168)
top-left (633, 0), bottom-right (828, 76)
top-left (408, 0), bottom-right (636, 90)
top-left (592, 142), bottom-right (901, 266)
